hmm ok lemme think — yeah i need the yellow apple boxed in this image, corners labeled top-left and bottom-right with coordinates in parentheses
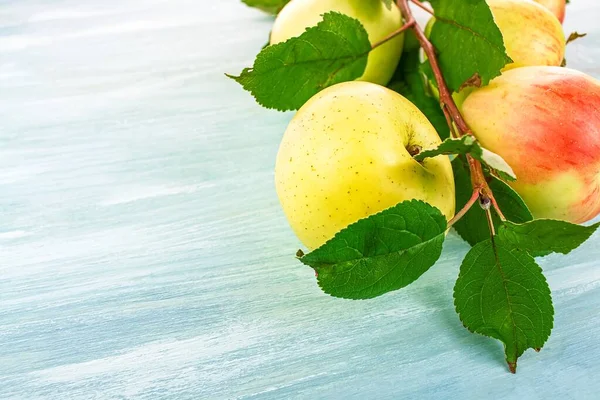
top-left (270, 0), bottom-right (404, 86)
top-left (532, 0), bottom-right (566, 23)
top-left (423, 0), bottom-right (565, 107)
top-left (275, 81), bottom-right (456, 249)
top-left (426, 0), bottom-right (565, 74)
top-left (460, 66), bottom-right (600, 223)
top-left (488, 0), bottom-right (565, 70)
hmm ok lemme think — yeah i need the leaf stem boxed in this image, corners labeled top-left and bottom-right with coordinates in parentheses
top-left (485, 208), bottom-right (496, 236)
top-left (490, 193), bottom-right (507, 221)
top-left (396, 0), bottom-right (502, 229)
top-left (371, 20), bottom-right (415, 49)
top-left (442, 109), bottom-right (459, 139)
top-left (410, 0), bottom-right (435, 15)
top-left (448, 188), bottom-right (480, 228)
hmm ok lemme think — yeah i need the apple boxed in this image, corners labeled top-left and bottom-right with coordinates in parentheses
top-left (275, 81), bottom-right (456, 249)
top-left (460, 66), bottom-right (600, 223)
top-left (532, 0), bottom-right (566, 23)
top-left (270, 0), bottom-right (404, 86)
top-left (424, 0), bottom-right (565, 106)
top-left (487, 0), bottom-right (565, 70)
top-left (424, 1), bottom-right (565, 71)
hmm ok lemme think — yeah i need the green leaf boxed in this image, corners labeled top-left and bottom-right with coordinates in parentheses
top-left (479, 148), bottom-right (516, 181)
top-left (487, 179), bottom-right (533, 224)
top-left (241, 0), bottom-right (290, 14)
top-left (402, 30), bottom-right (421, 53)
top-left (227, 12), bottom-right (371, 111)
top-left (388, 50), bottom-right (450, 140)
top-left (301, 200), bottom-right (447, 300)
top-left (415, 136), bottom-right (516, 180)
top-left (454, 237), bottom-right (554, 372)
top-left (414, 136), bottom-right (477, 161)
top-left (426, 0), bottom-right (512, 91)
top-left (452, 157), bottom-right (533, 246)
top-left (498, 220), bottom-right (600, 257)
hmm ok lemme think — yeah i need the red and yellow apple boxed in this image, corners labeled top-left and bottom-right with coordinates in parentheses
top-left (275, 81), bottom-right (455, 249)
top-left (461, 66), bottom-right (600, 223)
top-left (270, 0), bottom-right (404, 86)
top-left (532, 0), bottom-right (566, 23)
top-left (487, 0), bottom-right (565, 70)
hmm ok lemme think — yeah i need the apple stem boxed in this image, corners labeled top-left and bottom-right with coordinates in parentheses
top-left (410, 0), bottom-right (435, 16)
top-left (448, 188), bottom-right (480, 228)
top-left (442, 109), bottom-right (459, 139)
top-left (371, 20), bottom-right (415, 50)
top-left (490, 193), bottom-right (507, 221)
top-left (397, 0), bottom-right (502, 232)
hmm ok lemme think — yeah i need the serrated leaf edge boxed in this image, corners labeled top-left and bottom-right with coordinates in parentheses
top-left (453, 239), bottom-right (554, 369)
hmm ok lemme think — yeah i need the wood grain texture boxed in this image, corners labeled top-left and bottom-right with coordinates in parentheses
top-left (0, 0), bottom-right (599, 398)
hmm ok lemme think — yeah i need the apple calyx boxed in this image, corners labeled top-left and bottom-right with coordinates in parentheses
top-left (406, 144), bottom-right (422, 157)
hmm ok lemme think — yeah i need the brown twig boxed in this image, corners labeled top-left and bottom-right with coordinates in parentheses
top-left (467, 156), bottom-right (487, 191)
top-left (397, 0), bottom-right (471, 137)
top-left (397, 0), bottom-right (501, 230)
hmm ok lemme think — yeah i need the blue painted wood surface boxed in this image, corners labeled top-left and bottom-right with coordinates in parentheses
top-left (1, 0), bottom-right (599, 398)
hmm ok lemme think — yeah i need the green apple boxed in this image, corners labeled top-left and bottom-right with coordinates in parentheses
top-left (533, 0), bottom-right (566, 22)
top-left (270, 0), bottom-right (404, 86)
top-left (275, 81), bottom-right (456, 249)
top-left (460, 66), bottom-right (600, 223)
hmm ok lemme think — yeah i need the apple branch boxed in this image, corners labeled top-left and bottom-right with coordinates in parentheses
top-left (397, 0), bottom-right (500, 224)
top-left (397, 0), bottom-right (471, 137)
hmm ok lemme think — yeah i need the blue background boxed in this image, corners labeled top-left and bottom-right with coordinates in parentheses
top-left (1, 0), bottom-right (599, 398)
